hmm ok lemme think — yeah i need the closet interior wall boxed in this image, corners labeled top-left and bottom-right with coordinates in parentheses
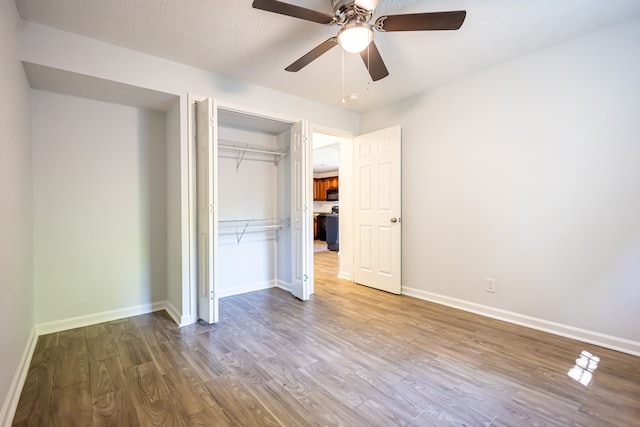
top-left (217, 112), bottom-right (292, 297)
top-left (31, 89), bottom-right (179, 325)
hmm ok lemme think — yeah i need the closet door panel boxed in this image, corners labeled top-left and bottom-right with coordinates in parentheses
top-left (290, 121), bottom-right (312, 300)
top-left (196, 98), bottom-right (218, 324)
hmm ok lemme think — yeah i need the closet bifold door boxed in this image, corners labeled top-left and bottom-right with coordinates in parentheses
top-left (205, 105), bottom-right (312, 303)
top-left (290, 120), bottom-right (313, 300)
top-left (196, 98), bottom-right (218, 324)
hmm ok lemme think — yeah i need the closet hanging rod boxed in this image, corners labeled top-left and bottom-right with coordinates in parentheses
top-left (218, 144), bottom-right (287, 157)
top-left (218, 143), bottom-right (287, 169)
top-left (218, 218), bottom-right (289, 244)
top-left (219, 218), bottom-right (284, 223)
top-left (218, 224), bottom-right (284, 232)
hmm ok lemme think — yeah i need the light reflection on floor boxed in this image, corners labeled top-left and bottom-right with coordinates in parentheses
top-left (568, 350), bottom-right (600, 386)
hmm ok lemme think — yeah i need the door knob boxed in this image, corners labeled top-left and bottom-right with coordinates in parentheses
top-left (390, 217), bottom-right (398, 223)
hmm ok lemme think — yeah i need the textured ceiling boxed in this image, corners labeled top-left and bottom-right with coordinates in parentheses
top-left (15, 0), bottom-right (640, 112)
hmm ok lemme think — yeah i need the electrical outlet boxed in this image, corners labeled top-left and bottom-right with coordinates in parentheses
top-left (486, 277), bottom-right (496, 293)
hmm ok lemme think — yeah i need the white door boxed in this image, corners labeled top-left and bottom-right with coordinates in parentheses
top-left (291, 121), bottom-right (313, 300)
top-left (196, 98), bottom-right (219, 323)
top-left (353, 125), bottom-right (402, 294)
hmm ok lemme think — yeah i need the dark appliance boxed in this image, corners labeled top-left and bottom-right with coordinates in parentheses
top-left (316, 214), bottom-right (327, 241)
top-left (326, 214), bottom-right (339, 252)
top-left (326, 188), bottom-right (339, 201)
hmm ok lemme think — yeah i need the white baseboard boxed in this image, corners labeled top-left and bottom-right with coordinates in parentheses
top-left (216, 280), bottom-right (294, 298)
top-left (275, 279), bottom-right (291, 292)
top-left (0, 327), bottom-right (37, 427)
top-left (217, 281), bottom-right (277, 298)
top-left (35, 301), bottom-right (172, 335)
top-left (164, 301), bottom-right (191, 327)
top-left (402, 287), bottom-right (640, 357)
top-left (338, 271), bottom-right (351, 281)
top-left (182, 313), bottom-right (199, 326)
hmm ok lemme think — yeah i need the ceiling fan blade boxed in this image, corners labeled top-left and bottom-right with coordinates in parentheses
top-left (285, 37), bottom-right (338, 72)
top-left (354, 0), bottom-right (379, 12)
top-left (375, 10), bottom-right (466, 32)
top-left (359, 41), bottom-right (389, 81)
top-left (252, 0), bottom-right (335, 25)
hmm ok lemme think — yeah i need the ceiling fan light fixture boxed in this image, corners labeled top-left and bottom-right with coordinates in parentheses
top-left (337, 21), bottom-right (373, 53)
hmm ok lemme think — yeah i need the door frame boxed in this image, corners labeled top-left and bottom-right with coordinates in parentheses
top-left (187, 96), bottom-right (313, 321)
top-left (310, 125), bottom-right (356, 281)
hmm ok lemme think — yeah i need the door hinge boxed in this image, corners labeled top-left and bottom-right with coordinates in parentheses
top-left (303, 204), bottom-right (308, 213)
top-left (209, 117), bottom-right (215, 127)
top-left (303, 274), bottom-right (309, 282)
top-left (209, 203), bottom-right (213, 214)
top-left (303, 135), bottom-right (308, 143)
top-left (210, 291), bottom-right (216, 300)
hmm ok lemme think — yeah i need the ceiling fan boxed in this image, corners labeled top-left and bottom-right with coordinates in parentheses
top-left (252, 0), bottom-right (466, 81)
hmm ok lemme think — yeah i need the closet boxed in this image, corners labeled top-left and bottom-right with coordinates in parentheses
top-left (196, 99), bottom-right (312, 323)
top-left (217, 109), bottom-right (291, 296)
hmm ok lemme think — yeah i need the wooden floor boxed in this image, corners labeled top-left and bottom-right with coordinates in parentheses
top-left (13, 251), bottom-right (640, 426)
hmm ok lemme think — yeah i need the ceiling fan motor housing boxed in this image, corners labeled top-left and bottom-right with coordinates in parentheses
top-left (331, 0), bottom-right (354, 15)
top-left (331, 0), bottom-right (373, 24)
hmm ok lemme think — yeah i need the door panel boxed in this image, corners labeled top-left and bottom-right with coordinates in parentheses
top-left (379, 227), bottom-right (392, 275)
top-left (291, 121), bottom-right (312, 300)
top-left (196, 98), bottom-right (218, 323)
top-left (354, 126), bottom-right (402, 294)
top-left (359, 225), bottom-right (372, 271)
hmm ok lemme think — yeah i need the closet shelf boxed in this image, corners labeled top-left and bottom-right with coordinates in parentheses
top-left (219, 218), bottom-right (289, 244)
top-left (218, 143), bottom-right (288, 170)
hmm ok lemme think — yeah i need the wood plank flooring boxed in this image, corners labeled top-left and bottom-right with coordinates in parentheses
top-left (13, 251), bottom-right (640, 426)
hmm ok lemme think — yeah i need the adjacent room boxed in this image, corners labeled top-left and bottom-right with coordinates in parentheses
top-left (1, 0), bottom-right (639, 425)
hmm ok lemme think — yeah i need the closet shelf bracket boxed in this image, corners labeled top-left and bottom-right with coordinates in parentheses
top-left (218, 143), bottom-right (288, 170)
top-left (218, 218), bottom-right (289, 244)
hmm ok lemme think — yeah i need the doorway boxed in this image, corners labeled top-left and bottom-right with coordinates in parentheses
top-left (312, 131), bottom-right (350, 281)
top-left (311, 125), bottom-right (403, 295)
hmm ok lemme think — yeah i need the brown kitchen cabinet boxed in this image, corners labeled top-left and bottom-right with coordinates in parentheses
top-left (313, 176), bottom-right (338, 200)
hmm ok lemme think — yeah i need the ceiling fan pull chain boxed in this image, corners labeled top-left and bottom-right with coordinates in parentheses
top-left (341, 49), bottom-right (346, 104)
top-left (367, 43), bottom-right (372, 90)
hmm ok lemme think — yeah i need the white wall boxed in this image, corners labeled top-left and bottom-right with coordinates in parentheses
top-left (165, 98), bottom-right (184, 320)
top-left (0, 0), bottom-right (35, 422)
top-left (276, 131), bottom-right (292, 289)
top-left (361, 18), bottom-right (640, 344)
top-left (217, 125), bottom-right (281, 295)
top-left (19, 21), bottom-right (359, 323)
top-left (20, 22), bottom-right (359, 134)
top-left (32, 90), bottom-right (168, 324)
